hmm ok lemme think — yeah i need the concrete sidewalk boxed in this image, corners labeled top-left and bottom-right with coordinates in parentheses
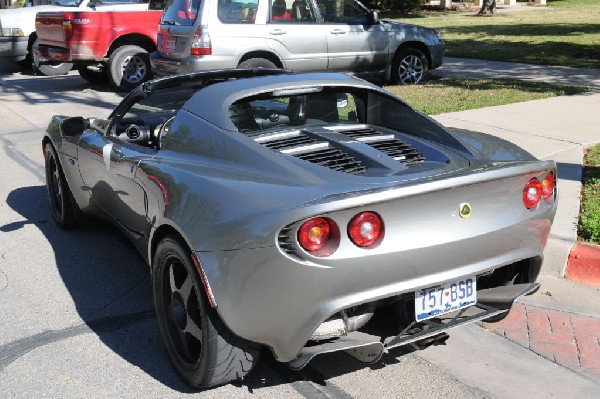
top-left (433, 58), bottom-right (600, 382)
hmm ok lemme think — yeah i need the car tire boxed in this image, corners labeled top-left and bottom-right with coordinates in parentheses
top-left (152, 236), bottom-right (260, 388)
top-left (391, 47), bottom-right (428, 85)
top-left (32, 39), bottom-right (73, 76)
top-left (78, 66), bottom-right (109, 85)
top-left (108, 45), bottom-right (152, 91)
top-left (238, 58), bottom-right (277, 69)
top-left (44, 143), bottom-right (79, 229)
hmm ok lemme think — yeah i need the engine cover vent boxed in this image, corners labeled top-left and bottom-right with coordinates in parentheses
top-left (339, 128), bottom-right (426, 165)
top-left (255, 132), bottom-right (367, 175)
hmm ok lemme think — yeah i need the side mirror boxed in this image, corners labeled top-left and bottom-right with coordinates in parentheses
top-left (336, 93), bottom-right (348, 108)
top-left (61, 117), bottom-right (87, 137)
top-left (369, 11), bottom-right (380, 24)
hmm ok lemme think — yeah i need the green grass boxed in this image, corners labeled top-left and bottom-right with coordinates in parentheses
top-left (385, 0), bottom-right (600, 69)
top-left (384, 77), bottom-right (592, 115)
top-left (579, 145), bottom-right (600, 244)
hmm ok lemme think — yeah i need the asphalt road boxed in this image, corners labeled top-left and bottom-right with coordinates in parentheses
top-left (1, 62), bottom-right (598, 398)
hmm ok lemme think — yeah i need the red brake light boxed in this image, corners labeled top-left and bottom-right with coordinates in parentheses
top-left (348, 212), bottom-right (384, 248)
top-left (297, 217), bottom-right (339, 256)
top-left (542, 171), bottom-right (556, 203)
top-left (62, 12), bottom-right (74, 41)
top-left (191, 25), bottom-right (212, 56)
top-left (523, 177), bottom-right (543, 210)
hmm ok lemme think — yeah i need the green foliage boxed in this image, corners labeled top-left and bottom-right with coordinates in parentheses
top-left (385, 0), bottom-right (600, 69)
top-left (579, 145), bottom-right (600, 244)
top-left (370, 0), bottom-right (425, 13)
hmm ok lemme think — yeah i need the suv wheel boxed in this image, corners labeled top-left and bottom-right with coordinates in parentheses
top-left (391, 48), bottom-right (428, 85)
top-left (108, 45), bottom-right (152, 91)
top-left (238, 58), bottom-right (277, 69)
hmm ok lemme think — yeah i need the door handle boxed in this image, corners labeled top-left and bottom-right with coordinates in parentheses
top-left (330, 29), bottom-right (346, 35)
top-left (270, 29), bottom-right (287, 35)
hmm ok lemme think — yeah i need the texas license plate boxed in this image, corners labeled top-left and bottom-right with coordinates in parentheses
top-left (161, 35), bottom-right (176, 52)
top-left (415, 276), bottom-right (477, 321)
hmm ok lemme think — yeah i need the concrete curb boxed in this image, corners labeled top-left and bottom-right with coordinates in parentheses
top-left (567, 242), bottom-right (600, 286)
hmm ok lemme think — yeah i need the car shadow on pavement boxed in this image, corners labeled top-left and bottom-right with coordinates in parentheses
top-left (556, 162), bottom-right (583, 182)
top-left (3, 185), bottom-right (195, 392)
top-left (4, 185), bottom-right (417, 393)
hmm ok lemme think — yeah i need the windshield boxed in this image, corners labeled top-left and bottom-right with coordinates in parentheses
top-left (53, 0), bottom-right (146, 6)
top-left (52, 0), bottom-right (85, 6)
top-left (229, 89), bottom-right (365, 134)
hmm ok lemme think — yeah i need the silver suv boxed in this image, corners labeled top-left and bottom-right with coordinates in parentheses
top-left (151, 0), bottom-right (444, 84)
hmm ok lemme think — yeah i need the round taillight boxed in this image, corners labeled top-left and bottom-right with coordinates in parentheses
top-left (297, 217), bottom-right (339, 256)
top-left (542, 171), bottom-right (556, 203)
top-left (348, 211), bottom-right (384, 248)
top-left (523, 177), bottom-right (543, 210)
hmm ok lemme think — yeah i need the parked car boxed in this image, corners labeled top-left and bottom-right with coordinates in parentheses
top-left (34, 6), bottom-right (163, 89)
top-left (151, 0), bottom-right (444, 84)
top-left (43, 69), bottom-right (556, 388)
top-left (0, 0), bottom-right (151, 76)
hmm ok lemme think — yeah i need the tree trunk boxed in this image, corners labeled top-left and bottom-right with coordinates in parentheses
top-left (478, 0), bottom-right (497, 15)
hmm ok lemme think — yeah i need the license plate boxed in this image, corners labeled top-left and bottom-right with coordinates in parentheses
top-left (161, 35), bottom-right (176, 52)
top-left (415, 276), bottom-right (477, 321)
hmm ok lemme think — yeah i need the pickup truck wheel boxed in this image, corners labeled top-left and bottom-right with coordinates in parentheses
top-left (32, 39), bottom-right (73, 76)
top-left (108, 45), bottom-right (152, 91)
top-left (238, 58), bottom-right (277, 69)
top-left (153, 236), bottom-right (260, 388)
top-left (78, 66), bottom-right (109, 85)
top-left (391, 47), bottom-right (428, 85)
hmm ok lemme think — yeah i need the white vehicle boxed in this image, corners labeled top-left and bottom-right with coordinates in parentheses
top-left (0, 0), bottom-right (150, 75)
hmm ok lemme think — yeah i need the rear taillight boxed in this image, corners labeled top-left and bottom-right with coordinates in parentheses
top-left (62, 13), bottom-right (74, 41)
top-left (191, 25), bottom-right (211, 56)
top-left (523, 177), bottom-right (543, 210)
top-left (297, 217), bottom-right (339, 257)
top-left (542, 171), bottom-right (556, 203)
top-left (348, 212), bottom-right (384, 248)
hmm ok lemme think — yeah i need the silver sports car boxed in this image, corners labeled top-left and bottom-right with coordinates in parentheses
top-left (43, 69), bottom-right (557, 388)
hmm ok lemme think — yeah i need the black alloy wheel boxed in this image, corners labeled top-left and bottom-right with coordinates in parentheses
top-left (152, 236), bottom-right (260, 388)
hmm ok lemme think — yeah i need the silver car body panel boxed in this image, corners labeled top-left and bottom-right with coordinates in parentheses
top-left (44, 71), bottom-right (556, 364)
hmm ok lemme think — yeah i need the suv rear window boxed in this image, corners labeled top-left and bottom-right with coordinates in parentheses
top-left (161, 0), bottom-right (202, 26)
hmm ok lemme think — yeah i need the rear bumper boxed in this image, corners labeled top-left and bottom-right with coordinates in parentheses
top-left (151, 51), bottom-right (237, 76)
top-left (429, 42), bottom-right (444, 70)
top-left (200, 216), bottom-right (551, 363)
top-left (0, 36), bottom-right (28, 60)
top-left (33, 44), bottom-right (71, 63)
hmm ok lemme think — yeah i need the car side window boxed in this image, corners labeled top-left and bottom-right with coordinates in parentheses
top-left (270, 0), bottom-right (316, 23)
top-left (218, 0), bottom-right (260, 23)
top-left (316, 0), bottom-right (369, 24)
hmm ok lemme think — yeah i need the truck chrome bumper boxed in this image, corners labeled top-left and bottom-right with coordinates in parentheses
top-left (33, 44), bottom-right (71, 62)
top-left (0, 36), bottom-right (28, 60)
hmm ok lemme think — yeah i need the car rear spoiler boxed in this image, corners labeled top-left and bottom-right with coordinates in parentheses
top-left (110, 68), bottom-right (293, 121)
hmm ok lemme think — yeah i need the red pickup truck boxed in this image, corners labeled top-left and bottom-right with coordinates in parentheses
top-left (34, 7), bottom-right (163, 90)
